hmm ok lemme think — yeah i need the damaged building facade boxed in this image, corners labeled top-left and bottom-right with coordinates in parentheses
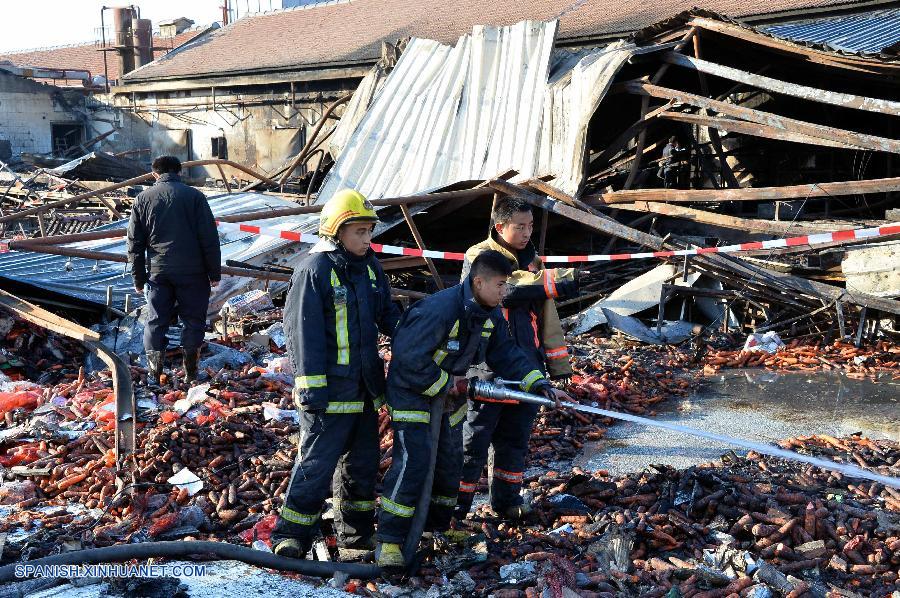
top-left (0, 70), bottom-right (151, 163)
top-left (0, 6), bottom-right (212, 165)
top-left (110, 0), bottom-right (885, 183)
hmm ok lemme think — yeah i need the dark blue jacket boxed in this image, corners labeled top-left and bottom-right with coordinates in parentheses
top-left (284, 241), bottom-right (401, 411)
top-left (127, 173), bottom-right (221, 287)
top-left (388, 277), bottom-right (549, 402)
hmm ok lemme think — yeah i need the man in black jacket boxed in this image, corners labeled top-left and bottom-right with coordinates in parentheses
top-left (127, 156), bottom-right (221, 384)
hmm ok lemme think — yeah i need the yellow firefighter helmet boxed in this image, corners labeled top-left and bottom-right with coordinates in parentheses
top-left (318, 189), bottom-right (378, 237)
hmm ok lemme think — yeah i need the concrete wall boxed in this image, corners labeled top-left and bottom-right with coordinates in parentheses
top-left (112, 86), bottom-right (350, 184)
top-left (0, 72), bottom-right (68, 156)
top-left (0, 72), bottom-right (152, 165)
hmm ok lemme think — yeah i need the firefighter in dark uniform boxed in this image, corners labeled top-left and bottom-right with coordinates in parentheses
top-left (272, 189), bottom-right (401, 559)
top-left (127, 155), bottom-right (221, 384)
top-left (456, 197), bottom-right (578, 520)
top-left (375, 250), bottom-right (572, 567)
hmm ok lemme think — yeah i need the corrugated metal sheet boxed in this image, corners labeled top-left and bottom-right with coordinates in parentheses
top-left (762, 8), bottom-right (900, 54)
top-left (318, 20), bottom-right (558, 201)
top-left (0, 192), bottom-right (318, 314)
top-left (318, 20), bottom-right (637, 201)
top-left (538, 41), bottom-right (636, 195)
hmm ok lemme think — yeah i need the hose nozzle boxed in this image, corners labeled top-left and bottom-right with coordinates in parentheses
top-left (467, 378), bottom-right (551, 405)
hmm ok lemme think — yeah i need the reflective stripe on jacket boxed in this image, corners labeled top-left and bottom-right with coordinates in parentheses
top-left (461, 236), bottom-right (576, 378)
top-left (284, 240), bottom-right (401, 410)
top-left (388, 278), bottom-right (548, 405)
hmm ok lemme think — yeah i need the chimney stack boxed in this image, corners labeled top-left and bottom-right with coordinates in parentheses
top-left (111, 6), bottom-right (136, 77)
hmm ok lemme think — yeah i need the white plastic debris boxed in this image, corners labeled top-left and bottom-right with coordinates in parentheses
top-left (219, 289), bottom-right (274, 318)
top-left (173, 383), bottom-right (211, 415)
top-left (252, 540), bottom-right (272, 552)
top-left (265, 322), bottom-right (286, 348)
top-left (549, 523), bottom-right (576, 535)
top-left (500, 561), bottom-right (536, 583)
top-left (743, 331), bottom-right (785, 354)
top-left (265, 355), bottom-right (293, 374)
top-left (262, 402), bottom-right (300, 423)
top-left (167, 467), bottom-right (204, 496)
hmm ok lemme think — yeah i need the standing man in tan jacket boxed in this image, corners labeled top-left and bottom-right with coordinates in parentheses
top-left (455, 196), bottom-right (577, 519)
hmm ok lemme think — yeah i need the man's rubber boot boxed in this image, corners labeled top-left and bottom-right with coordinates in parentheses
top-left (273, 537), bottom-right (310, 559)
top-left (146, 351), bottom-right (164, 385)
top-left (375, 542), bottom-right (405, 568)
top-left (501, 503), bottom-right (532, 520)
top-left (183, 348), bottom-right (201, 384)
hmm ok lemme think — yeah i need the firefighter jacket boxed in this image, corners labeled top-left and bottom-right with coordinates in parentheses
top-left (461, 235), bottom-right (576, 378)
top-left (284, 238), bottom-right (401, 412)
top-left (387, 276), bottom-right (550, 415)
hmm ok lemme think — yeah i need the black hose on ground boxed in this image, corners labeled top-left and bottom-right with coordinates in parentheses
top-left (401, 395), bottom-right (445, 571)
top-left (0, 541), bottom-right (381, 583)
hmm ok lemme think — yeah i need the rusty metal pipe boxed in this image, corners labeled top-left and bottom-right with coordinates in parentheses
top-left (10, 188), bottom-right (495, 246)
top-left (277, 94), bottom-right (350, 187)
top-left (304, 149), bottom-right (326, 202)
top-left (4, 244), bottom-right (291, 282)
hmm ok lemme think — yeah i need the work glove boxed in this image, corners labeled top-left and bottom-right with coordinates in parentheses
top-left (448, 376), bottom-right (469, 399)
top-left (541, 386), bottom-right (572, 410)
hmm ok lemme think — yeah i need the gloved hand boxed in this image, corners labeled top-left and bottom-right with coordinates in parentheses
top-left (448, 376), bottom-right (469, 398)
top-left (541, 387), bottom-right (572, 410)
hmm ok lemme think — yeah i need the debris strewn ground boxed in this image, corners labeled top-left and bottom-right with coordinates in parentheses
top-left (1, 313), bottom-right (897, 597)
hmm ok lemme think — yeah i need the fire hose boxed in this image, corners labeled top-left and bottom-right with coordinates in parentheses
top-left (467, 379), bottom-right (900, 489)
top-left (6, 380), bottom-right (896, 584)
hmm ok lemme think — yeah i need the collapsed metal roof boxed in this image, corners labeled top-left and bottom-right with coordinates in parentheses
top-left (318, 20), bottom-right (640, 203)
top-left (0, 192), bottom-right (317, 314)
top-left (762, 8), bottom-right (900, 55)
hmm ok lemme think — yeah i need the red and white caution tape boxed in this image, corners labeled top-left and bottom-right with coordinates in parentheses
top-left (219, 221), bottom-right (900, 263)
top-left (2, 222), bottom-right (897, 263)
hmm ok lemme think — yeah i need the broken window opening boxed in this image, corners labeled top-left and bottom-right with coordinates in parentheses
top-left (50, 123), bottom-right (84, 157)
top-left (211, 136), bottom-right (228, 160)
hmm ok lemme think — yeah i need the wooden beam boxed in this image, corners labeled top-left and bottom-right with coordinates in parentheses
top-left (624, 28), bottom-right (699, 190)
top-left (590, 100), bottom-right (673, 166)
top-left (613, 201), bottom-right (855, 235)
top-left (692, 33), bottom-right (739, 188)
top-left (624, 81), bottom-right (900, 154)
top-left (380, 255), bottom-right (429, 271)
top-left (585, 176), bottom-right (900, 205)
top-left (0, 289), bottom-right (100, 342)
top-left (688, 17), bottom-right (900, 77)
top-left (488, 179), bottom-right (664, 250)
top-left (659, 111), bottom-right (860, 149)
top-left (400, 204), bottom-right (444, 290)
top-left (662, 51), bottom-right (900, 116)
top-left (523, 177), bottom-right (647, 244)
top-left (699, 253), bottom-right (900, 316)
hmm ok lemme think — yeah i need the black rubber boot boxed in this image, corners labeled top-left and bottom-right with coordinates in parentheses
top-left (146, 351), bottom-right (164, 385)
top-left (272, 537), bottom-right (312, 559)
top-left (183, 348), bottom-right (201, 384)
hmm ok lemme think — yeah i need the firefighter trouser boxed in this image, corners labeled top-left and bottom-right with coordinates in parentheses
top-left (143, 272), bottom-right (211, 353)
top-left (456, 399), bottom-right (539, 516)
top-left (273, 395), bottom-right (379, 549)
top-left (376, 396), bottom-right (468, 544)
